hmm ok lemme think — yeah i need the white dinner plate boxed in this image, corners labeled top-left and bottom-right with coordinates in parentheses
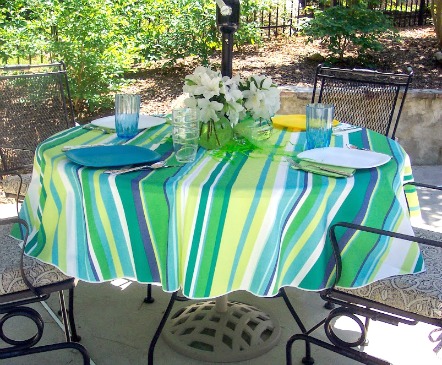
top-left (91, 115), bottom-right (165, 130)
top-left (298, 147), bottom-right (391, 169)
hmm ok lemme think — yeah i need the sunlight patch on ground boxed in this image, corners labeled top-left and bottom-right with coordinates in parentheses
top-left (111, 278), bottom-right (134, 290)
top-left (415, 190), bottom-right (442, 232)
top-left (0, 202), bottom-right (16, 219)
top-left (332, 314), bottom-right (442, 364)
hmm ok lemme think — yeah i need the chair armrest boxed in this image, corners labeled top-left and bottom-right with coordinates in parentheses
top-left (0, 217), bottom-right (29, 230)
top-left (405, 182), bottom-right (442, 191)
top-left (0, 217), bottom-right (41, 296)
top-left (328, 221), bottom-right (441, 287)
top-left (403, 181), bottom-right (441, 220)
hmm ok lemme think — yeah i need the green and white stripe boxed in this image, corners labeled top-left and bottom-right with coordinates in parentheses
top-left (17, 124), bottom-right (424, 299)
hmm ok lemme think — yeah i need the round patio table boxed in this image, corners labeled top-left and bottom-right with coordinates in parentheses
top-left (16, 120), bottom-right (424, 362)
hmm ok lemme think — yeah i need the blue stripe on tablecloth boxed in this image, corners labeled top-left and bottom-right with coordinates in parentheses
top-left (133, 172), bottom-right (161, 281)
top-left (164, 170), bottom-right (181, 291)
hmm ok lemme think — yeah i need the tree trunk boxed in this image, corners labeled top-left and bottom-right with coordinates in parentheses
top-left (432, 0), bottom-right (442, 48)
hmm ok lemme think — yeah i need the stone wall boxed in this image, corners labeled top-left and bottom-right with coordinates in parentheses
top-left (278, 86), bottom-right (442, 165)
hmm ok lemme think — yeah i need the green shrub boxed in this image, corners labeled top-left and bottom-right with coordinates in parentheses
top-left (50, 0), bottom-right (137, 114)
top-left (302, 5), bottom-right (395, 62)
top-left (138, 0), bottom-right (219, 66)
top-left (138, 0), bottom-right (265, 66)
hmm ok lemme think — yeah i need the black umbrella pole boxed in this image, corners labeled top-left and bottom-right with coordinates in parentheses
top-left (216, 0), bottom-right (240, 78)
top-left (221, 32), bottom-right (234, 78)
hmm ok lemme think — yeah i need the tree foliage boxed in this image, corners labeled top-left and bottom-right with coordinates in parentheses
top-left (0, 0), bottom-right (266, 115)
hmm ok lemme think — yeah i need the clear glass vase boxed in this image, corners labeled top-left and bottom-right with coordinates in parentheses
top-left (250, 118), bottom-right (273, 141)
top-left (199, 116), bottom-right (233, 150)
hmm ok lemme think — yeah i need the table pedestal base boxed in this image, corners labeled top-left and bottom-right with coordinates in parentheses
top-left (163, 300), bottom-right (281, 362)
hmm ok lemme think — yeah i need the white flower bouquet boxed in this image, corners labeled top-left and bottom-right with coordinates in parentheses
top-left (182, 66), bottom-right (281, 147)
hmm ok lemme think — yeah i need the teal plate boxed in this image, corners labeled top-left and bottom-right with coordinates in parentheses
top-left (65, 145), bottom-right (161, 167)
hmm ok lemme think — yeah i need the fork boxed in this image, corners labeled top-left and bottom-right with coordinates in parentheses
top-left (286, 157), bottom-right (353, 177)
top-left (104, 161), bottom-right (179, 175)
top-left (346, 143), bottom-right (370, 151)
top-left (62, 143), bottom-right (114, 151)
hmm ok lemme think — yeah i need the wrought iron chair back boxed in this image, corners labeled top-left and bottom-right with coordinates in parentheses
top-left (0, 62), bottom-right (75, 208)
top-left (286, 182), bottom-right (442, 365)
top-left (0, 216), bottom-right (90, 364)
top-left (311, 64), bottom-right (413, 139)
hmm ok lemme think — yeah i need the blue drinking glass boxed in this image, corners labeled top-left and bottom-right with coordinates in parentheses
top-left (305, 103), bottom-right (334, 150)
top-left (115, 94), bottom-right (141, 138)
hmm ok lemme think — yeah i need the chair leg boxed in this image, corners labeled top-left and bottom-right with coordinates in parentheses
top-left (286, 333), bottom-right (388, 365)
top-left (57, 288), bottom-right (81, 342)
top-left (148, 291), bottom-right (177, 365)
top-left (58, 291), bottom-right (71, 342)
top-left (286, 305), bottom-right (391, 365)
top-left (68, 288), bottom-right (81, 342)
top-left (144, 284), bottom-right (155, 303)
top-left (15, 200), bottom-right (20, 216)
top-left (363, 317), bottom-right (371, 346)
top-left (279, 288), bottom-right (314, 364)
top-left (286, 334), bottom-right (315, 365)
top-left (14, 175), bottom-right (23, 216)
top-left (324, 300), bottom-right (335, 310)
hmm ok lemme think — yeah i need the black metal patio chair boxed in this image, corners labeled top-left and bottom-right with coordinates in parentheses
top-left (0, 62), bottom-right (75, 212)
top-left (0, 62), bottom-right (156, 308)
top-left (311, 64), bottom-right (413, 139)
top-left (0, 216), bottom-right (90, 363)
top-left (286, 182), bottom-right (442, 365)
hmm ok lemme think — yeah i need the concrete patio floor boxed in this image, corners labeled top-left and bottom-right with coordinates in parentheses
top-left (1, 165), bottom-right (441, 365)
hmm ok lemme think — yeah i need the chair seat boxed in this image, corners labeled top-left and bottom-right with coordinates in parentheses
top-left (336, 227), bottom-right (442, 319)
top-left (0, 231), bottom-right (74, 301)
top-left (0, 173), bottom-right (32, 197)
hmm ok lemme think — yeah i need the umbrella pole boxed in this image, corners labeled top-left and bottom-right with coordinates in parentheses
top-left (216, 0), bottom-right (240, 78)
top-left (221, 30), bottom-right (234, 78)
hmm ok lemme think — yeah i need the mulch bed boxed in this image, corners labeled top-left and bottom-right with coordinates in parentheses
top-left (91, 26), bottom-right (442, 120)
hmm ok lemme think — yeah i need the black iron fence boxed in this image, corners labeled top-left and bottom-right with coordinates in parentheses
top-left (254, 0), bottom-right (433, 38)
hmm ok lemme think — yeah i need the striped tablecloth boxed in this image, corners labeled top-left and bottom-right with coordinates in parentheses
top-left (17, 122), bottom-right (424, 299)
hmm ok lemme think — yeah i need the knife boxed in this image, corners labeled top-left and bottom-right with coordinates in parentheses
top-left (82, 124), bottom-right (115, 134)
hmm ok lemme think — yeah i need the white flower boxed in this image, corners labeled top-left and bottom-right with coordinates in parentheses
top-left (195, 74), bottom-right (222, 100)
top-left (240, 75), bottom-right (281, 120)
top-left (183, 97), bottom-right (197, 109)
top-left (182, 66), bottom-right (280, 126)
top-left (197, 98), bottom-right (224, 123)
